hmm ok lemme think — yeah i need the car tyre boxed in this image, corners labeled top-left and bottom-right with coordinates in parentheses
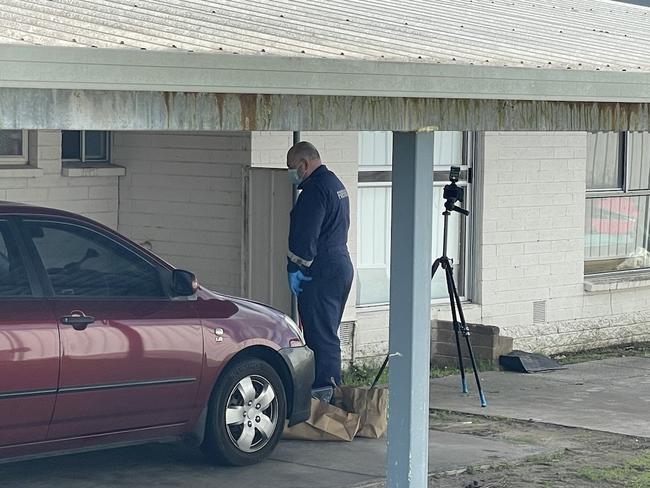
top-left (202, 357), bottom-right (286, 466)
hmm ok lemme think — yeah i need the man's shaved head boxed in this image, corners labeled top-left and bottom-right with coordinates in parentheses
top-left (287, 141), bottom-right (321, 168)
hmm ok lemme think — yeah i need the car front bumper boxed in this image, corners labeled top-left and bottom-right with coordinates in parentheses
top-left (278, 345), bottom-right (314, 426)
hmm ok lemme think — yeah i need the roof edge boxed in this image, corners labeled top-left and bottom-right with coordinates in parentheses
top-left (2, 44), bottom-right (650, 103)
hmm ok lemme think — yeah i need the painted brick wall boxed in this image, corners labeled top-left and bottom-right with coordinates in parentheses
top-left (481, 131), bottom-right (650, 353)
top-left (251, 131), bottom-right (294, 168)
top-left (3, 130), bottom-right (119, 228)
top-left (114, 131), bottom-right (249, 295)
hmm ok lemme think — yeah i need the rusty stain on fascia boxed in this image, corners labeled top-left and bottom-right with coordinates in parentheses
top-left (4, 89), bottom-right (650, 131)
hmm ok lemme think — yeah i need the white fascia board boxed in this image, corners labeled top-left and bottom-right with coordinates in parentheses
top-left (2, 45), bottom-right (650, 103)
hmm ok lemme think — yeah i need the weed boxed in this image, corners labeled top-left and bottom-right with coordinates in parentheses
top-left (553, 342), bottom-right (650, 365)
top-left (576, 450), bottom-right (650, 486)
top-left (341, 363), bottom-right (388, 386)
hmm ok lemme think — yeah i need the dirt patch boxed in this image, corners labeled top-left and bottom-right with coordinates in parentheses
top-left (425, 411), bottom-right (650, 487)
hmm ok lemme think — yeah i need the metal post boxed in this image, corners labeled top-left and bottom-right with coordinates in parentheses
top-left (387, 132), bottom-right (434, 488)
top-left (290, 131), bottom-right (300, 322)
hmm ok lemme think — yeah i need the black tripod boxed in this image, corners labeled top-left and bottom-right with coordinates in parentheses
top-left (431, 168), bottom-right (487, 407)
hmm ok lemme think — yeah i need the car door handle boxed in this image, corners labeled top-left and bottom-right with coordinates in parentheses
top-left (60, 315), bottom-right (95, 331)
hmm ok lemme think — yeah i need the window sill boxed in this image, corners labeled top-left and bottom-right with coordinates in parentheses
top-left (584, 271), bottom-right (650, 292)
top-left (62, 164), bottom-right (126, 177)
top-left (356, 300), bottom-right (478, 315)
top-left (0, 165), bottom-right (44, 178)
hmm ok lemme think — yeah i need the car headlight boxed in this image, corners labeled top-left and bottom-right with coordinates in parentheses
top-left (284, 314), bottom-right (305, 346)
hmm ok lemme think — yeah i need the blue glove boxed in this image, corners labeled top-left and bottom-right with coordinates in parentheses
top-left (288, 270), bottom-right (312, 296)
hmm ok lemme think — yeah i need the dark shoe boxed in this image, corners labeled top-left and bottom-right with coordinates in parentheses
top-left (311, 386), bottom-right (333, 403)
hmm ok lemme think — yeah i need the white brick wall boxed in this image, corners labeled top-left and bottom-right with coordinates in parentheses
top-left (481, 131), bottom-right (650, 354)
top-left (1, 130), bottom-right (119, 228)
top-left (251, 131), bottom-right (294, 168)
top-left (10, 129), bottom-right (649, 362)
top-left (114, 132), bottom-right (249, 295)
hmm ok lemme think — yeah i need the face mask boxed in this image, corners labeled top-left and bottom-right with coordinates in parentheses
top-left (288, 168), bottom-right (302, 185)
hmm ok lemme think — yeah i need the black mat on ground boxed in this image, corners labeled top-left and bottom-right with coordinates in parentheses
top-left (499, 350), bottom-right (567, 373)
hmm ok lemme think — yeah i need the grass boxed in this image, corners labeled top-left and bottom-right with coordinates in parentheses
top-left (576, 450), bottom-right (650, 487)
top-left (431, 359), bottom-right (495, 378)
top-left (552, 342), bottom-right (650, 365)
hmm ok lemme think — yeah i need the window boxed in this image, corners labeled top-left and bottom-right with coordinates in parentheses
top-left (585, 132), bottom-right (650, 274)
top-left (24, 220), bottom-right (165, 298)
top-left (62, 131), bottom-right (110, 163)
top-left (0, 130), bottom-right (28, 164)
top-left (0, 221), bottom-right (32, 297)
top-left (356, 131), bottom-right (472, 305)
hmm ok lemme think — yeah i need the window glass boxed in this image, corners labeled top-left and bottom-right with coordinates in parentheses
top-left (356, 186), bottom-right (462, 305)
top-left (356, 131), bottom-right (468, 305)
top-left (585, 132), bottom-right (650, 274)
top-left (84, 131), bottom-right (108, 161)
top-left (433, 132), bottom-right (463, 167)
top-left (358, 131), bottom-right (463, 169)
top-left (358, 132), bottom-right (393, 168)
top-left (62, 131), bottom-right (109, 162)
top-left (356, 186), bottom-right (391, 304)
top-left (587, 132), bottom-right (623, 191)
top-left (61, 131), bottom-right (82, 160)
top-left (585, 196), bottom-right (650, 273)
top-left (25, 221), bottom-right (165, 298)
top-left (0, 221), bottom-right (32, 297)
top-left (626, 132), bottom-right (650, 191)
top-left (0, 131), bottom-right (23, 156)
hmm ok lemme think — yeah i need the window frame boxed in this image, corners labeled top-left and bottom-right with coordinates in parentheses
top-left (585, 132), bottom-right (650, 275)
top-left (356, 131), bottom-right (475, 307)
top-left (61, 130), bottom-right (111, 164)
top-left (16, 216), bottom-right (172, 301)
top-left (0, 130), bottom-right (29, 165)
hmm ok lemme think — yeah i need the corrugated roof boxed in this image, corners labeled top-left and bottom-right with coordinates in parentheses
top-left (1, 0), bottom-right (650, 73)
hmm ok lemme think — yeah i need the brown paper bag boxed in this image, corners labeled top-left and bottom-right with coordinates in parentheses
top-left (334, 386), bottom-right (388, 439)
top-left (282, 398), bottom-right (360, 442)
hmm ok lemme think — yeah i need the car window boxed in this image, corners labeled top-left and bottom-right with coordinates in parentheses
top-left (0, 221), bottom-right (32, 297)
top-left (24, 220), bottom-right (166, 298)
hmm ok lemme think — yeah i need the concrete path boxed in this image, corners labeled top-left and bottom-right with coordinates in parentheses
top-left (430, 357), bottom-right (650, 438)
top-left (0, 429), bottom-right (549, 488)
top-left (5, 357), bottom-right (647, 487)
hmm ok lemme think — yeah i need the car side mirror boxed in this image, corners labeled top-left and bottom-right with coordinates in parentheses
top-left (172, 269), bottom-right (199, 296)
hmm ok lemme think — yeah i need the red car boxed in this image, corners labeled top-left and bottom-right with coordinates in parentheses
top-left (0, 203), bottom-right (313, 466)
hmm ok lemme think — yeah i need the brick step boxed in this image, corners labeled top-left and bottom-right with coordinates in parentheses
top-left (431, 320), bottom-right (513, 368)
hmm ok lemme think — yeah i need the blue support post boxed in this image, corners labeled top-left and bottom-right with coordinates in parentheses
top-left (386, 132), bottom-right (434, 488)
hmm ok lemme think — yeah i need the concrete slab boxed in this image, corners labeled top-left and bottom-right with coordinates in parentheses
top-left (273, 430), bottom-right (548, 479)
top-left (0, 430), bottom-right (551, 488)
top-left (10, 357), bottom-right (646, 487)
top-left (429, 357), bottom-right (650, 438)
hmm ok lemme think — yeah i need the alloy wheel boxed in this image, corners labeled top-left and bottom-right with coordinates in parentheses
top-left (224, 374), bottom-right (279, 453)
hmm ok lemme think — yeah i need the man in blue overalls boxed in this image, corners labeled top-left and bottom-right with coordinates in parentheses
top-left (286, 141), bottom-right (354, 389)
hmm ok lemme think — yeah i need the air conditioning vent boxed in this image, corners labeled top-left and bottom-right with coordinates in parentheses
top-left (533, 300), bottom-right (547, 324)
top-left (339, 321), bottom-right (354, 348)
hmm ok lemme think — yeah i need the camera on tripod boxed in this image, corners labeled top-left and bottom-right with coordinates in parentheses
top-left (443, 166), bottom-right (469, 216)
top-left (431, 164), bottom-right (486, 407)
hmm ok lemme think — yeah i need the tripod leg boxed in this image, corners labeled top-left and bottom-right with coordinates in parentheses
top-left (446, 265), bottom-right (488, 408)
top-left (440, 259), bottom-right (468, 394)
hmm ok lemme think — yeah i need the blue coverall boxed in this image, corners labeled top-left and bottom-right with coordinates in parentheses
top-left (288, 165), bottom-right (354, 388)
